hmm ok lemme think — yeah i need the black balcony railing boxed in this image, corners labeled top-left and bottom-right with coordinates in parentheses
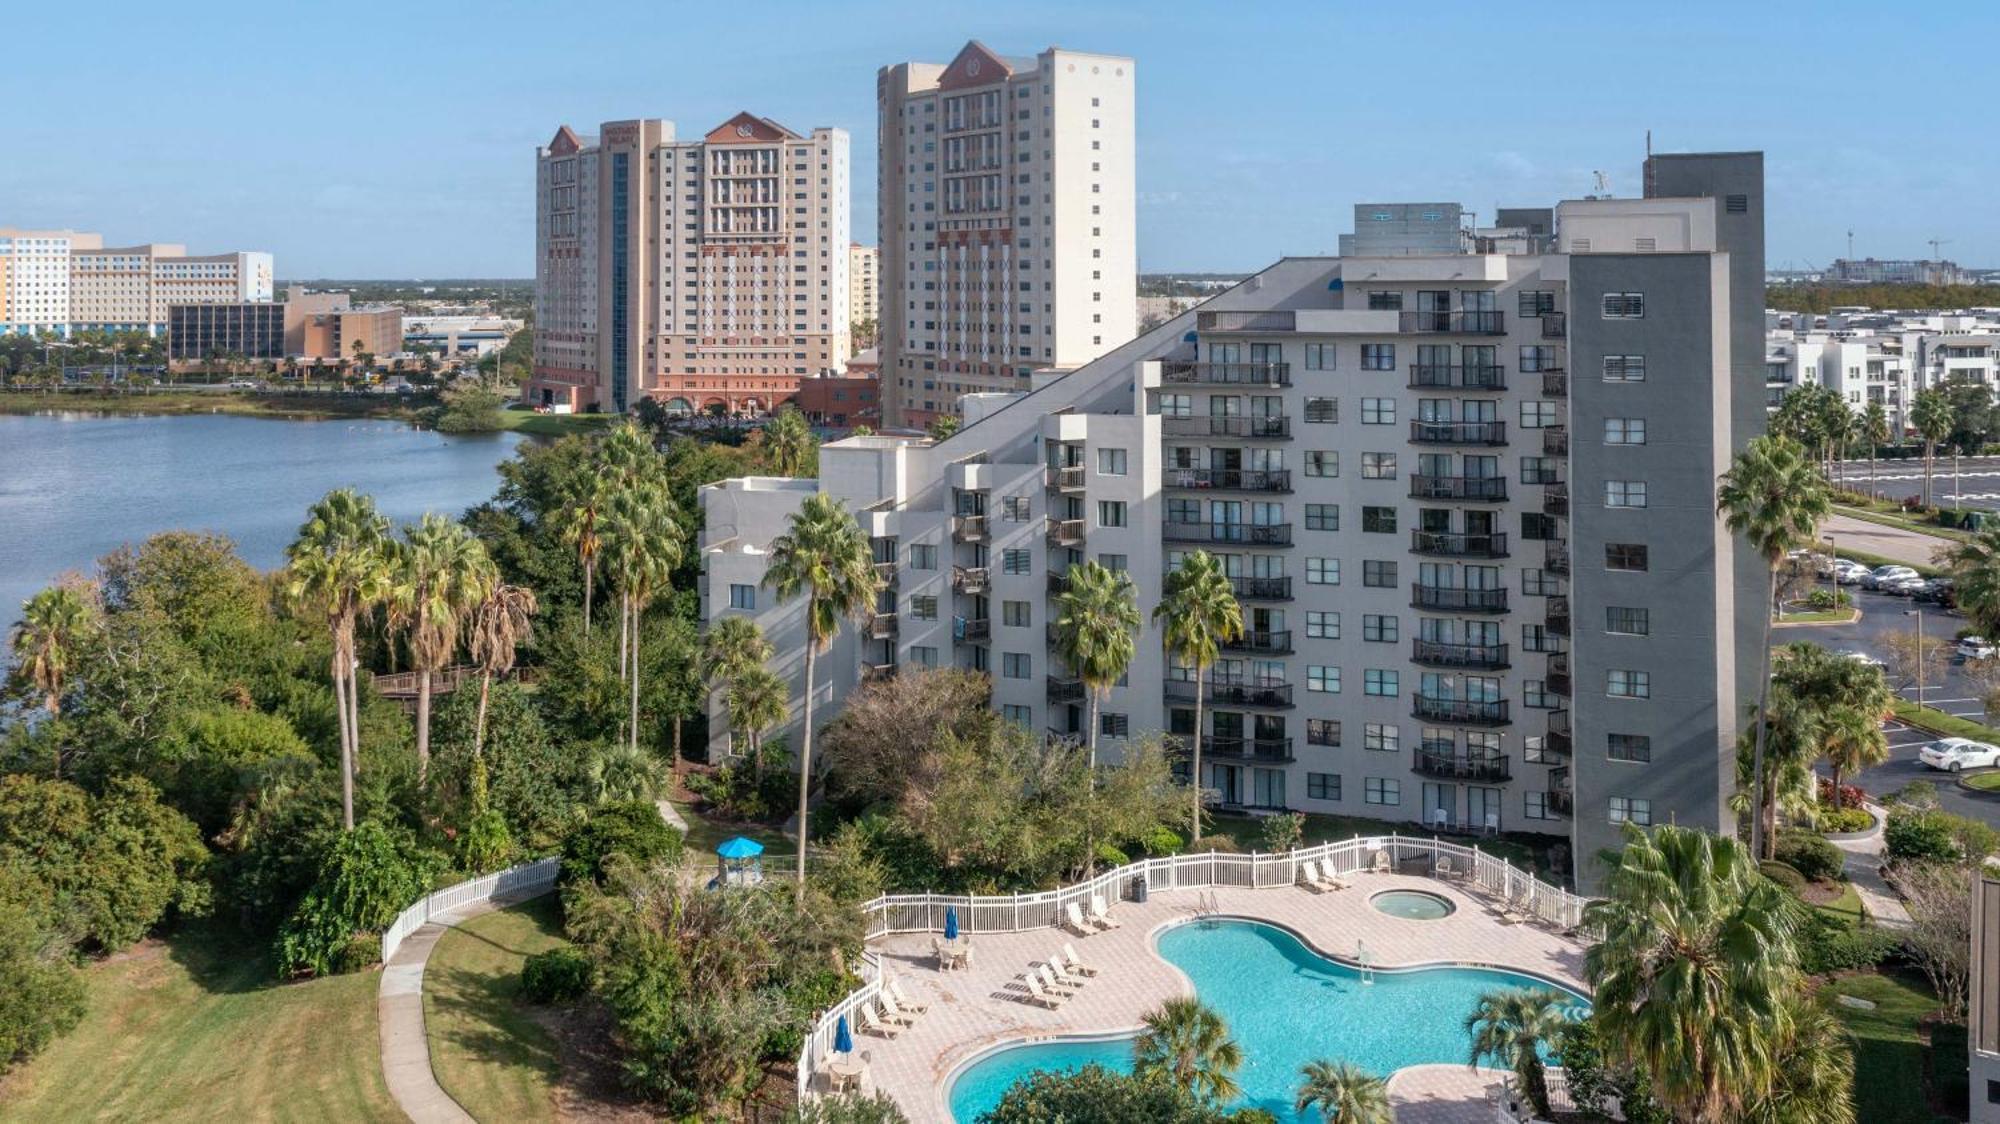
top-left (1547, 652), bottom-right (1572, 697)
top-left (1542, 372), bottom-right (1568, 397)
top-left (1544, 540), bottom-right (1569, 575)
top-left (1414, 750), bottom-right (1512, 782)
top-left (1546, 709), bottom-right (1572, 756)
top-left (1161, 415), bottom-right (1291, 440)
top-left (1047, 571), bottom-right (1070, 595)
top-left (1204, 736), bottom-right (1296, 763)
top-left (1410, 584), bottom-right (1510, 614)
top-left (1542, 426), bottom-right (1568, 456)
top-left (953, 564), bottom-right (989, 594)
top-left (1541, 312), bottom-right (1567, 339)
top-left (952, 514), bottom-right (987, 541)
top-left (863, 662), bottom-right (898, 682)
top-left (1409, 420), bottom-right (1507, 446)
top-left (869, 613), bottom-right (899, 640)
top-left (1162, 522), bottom-right (1293, 546)
top-left (1165, 679), bottom-right (1294, 709)
top-left (1164, 468), bottom-right (1293, 493)
top-left (1408, 364), bottom-right (1507, 391)
top-left (1045, 466), bottom-right (1086, 491)
top-left (1197, 310), bottom-right (1296, 333)
top-left (1543, 486), bottom-right (1569, 518)
top-left (1547, 595), bottom-right (1571, 636)
top-left (1046, 517), bottom-right (1085, 546)
top-left (1230, 575), bottom-right (1292, 601)
top-left (1046, 675), bottom-right (1086, 704)
top-left (1412, 694), bottom-right (1511, 726)
top-left (1410, 475), bottom-right (1508, 502)
top-left (1410, 530), bottom-right (1510, 558)
top-left (1223, 629), bottom-right (1294, 655)
top-left (1160, 360), bottom-right (1292, 387)
top-left (1412, 639), bottom-right (1510, 670)
top-left (1399, 310), bottom-right (1507, 335)
top-left (952, 615), bottom-right (990, 643)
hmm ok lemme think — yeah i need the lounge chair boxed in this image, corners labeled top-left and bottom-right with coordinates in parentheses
top-left (888, 978), bottom-right (929, 1014)
top-left (1297, 859), bottom-right (1332, 893)
top-left (1044, 958), bottom-right (1088, 990)
top-left (931, 936), bottom-right (952, 970)
top-left (1060, 942), bottom-right (1100, 977)
top-left (1064, 902), bottom-right (1096, 936)
top-left (1037, 963), bottom-right (1079, 996)
top-left (1321, 863), bottom-right (1352, 890)
top-left (1494, 893), bottom-right (1528, 924)
top-left (1019, 972), bottom-right (1064, 1008)
top-left (856, 1005), bottom-right (902, 1038)
top-left (875, 993), bottom-right (917, 1026)
top-left (1368, 849), bottom-right (1392, 874)
top-left (1088, 894), bottom-right (1122, 929)
top-left (1435, 855), bottom-right (1459, 880)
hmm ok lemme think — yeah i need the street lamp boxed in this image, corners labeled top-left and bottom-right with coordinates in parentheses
top-left (1823, 533), bottom-right (1837, 611)
top-left (1906, 607), bottom-right (1926, 712)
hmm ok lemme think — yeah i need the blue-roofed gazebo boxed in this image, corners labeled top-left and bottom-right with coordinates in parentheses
top-left (714, 835), bottom-right (766, 888)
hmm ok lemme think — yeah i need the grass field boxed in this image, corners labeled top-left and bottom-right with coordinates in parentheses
top-left (0, 924), bottom-right (396, 1122)
top-left (423, 896), bottom-right (568, 1124)
top-left (0, 389), bottom-right (417, 422)
top-left (1835, 502), bottom-right (1973, 544)
top-left (1893, 698), bottom-right (2000, 743)
top-left (495, 408), bottom-right (619, 438)
top-left (1828, 969), bottom-right (1964, 1124)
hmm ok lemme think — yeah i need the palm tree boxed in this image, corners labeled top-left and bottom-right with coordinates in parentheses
top-left (468, 582), bottom-right (537, 762)
top-left (1465, 987), bottom-right (1572, 1119)
top-left (726, 665), bottom-right (789, 774)
top-left (556, 483), bottom-right (604, 636)
top-left (762, 491), bottom-right (879, 898)
top-left (1583, 823), bottom-right (1798, 1124)
top-left (926, 414), bottom-right (961, 442)
top-left (1819, 704), bottom-right (1888, 812)
top-left (285, 488), bottom-right (393, 829)
top-left (601, 488), bottom-right (681, 754)
top-left (1912, 386), bottom-right (1954, 508)
top-left (1717, 435), bottom-right (1833, 859)
top-left (1944, 526), bottom-right (2000, 641)
top-left (1052, 560), bottom-right (1141, 769)
top-left (1152, 551), bottom-right (1243, 843)
top-left (581, 742), bottom-right (668, 805)
top-left (1295, 1059), bottom-right (1393, 1124)
top-left (389, 514), bottom-right (497, 782)
top-left (1132, 997), bottom-right (1243, 1105)
top-left (8, 584), bottom-right (101, 777)
top-left (1743, 995), bottom-right (1856, 1124)
top-left (702, 614), bottom-right (773, 694)
top-left (763, 406), bottom-right (815, 477)
top-left (1861, 400), bottom-right (1890, 496)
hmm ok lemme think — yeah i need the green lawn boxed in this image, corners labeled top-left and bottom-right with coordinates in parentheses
top-left (1894, 699), bottom-right (2000, 743)
top-left (1960, 769), bottom-right (2000, 792)
top-left (1827, 969), bottom-right (1964, 1124)
top-left (1834, 502), bottom-right (1973, 544)
top-left (0, 924), bottom-right (396, 1122)
top-left (1811, 880), bottom-right (1866, 927)
top-left (1774, 607), bottom-right (1861, 624)
top-left (423, 896), bottom-right (568, 1124)
top-left (668, 797), bottom-right (796, 861)
top-left (495, 408), bottom-right (619, 437)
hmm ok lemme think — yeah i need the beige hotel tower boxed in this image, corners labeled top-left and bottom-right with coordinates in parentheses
top-left (877, 42), bottom-right (1136, 428)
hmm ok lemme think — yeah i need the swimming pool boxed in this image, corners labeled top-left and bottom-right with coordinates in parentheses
top-left (1370, 889), bottom-right (1456, 920)
top-left (945, 918), bottom-right (1588, 1122)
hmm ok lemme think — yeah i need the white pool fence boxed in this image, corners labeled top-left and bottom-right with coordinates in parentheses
top-left (379, 856), bottom-right (561, 963)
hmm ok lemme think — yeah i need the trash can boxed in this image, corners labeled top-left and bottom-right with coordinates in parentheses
top-left (1132, 876), bottom-right (1150, 903)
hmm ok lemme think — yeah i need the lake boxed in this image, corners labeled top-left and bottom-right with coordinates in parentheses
top-left (0, 412), bottom-right (527, 635)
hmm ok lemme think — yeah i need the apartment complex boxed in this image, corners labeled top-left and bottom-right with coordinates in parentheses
top-left (876, 41), bottom-right (1136, 429)
top-left (849, 242), bottom-right (880, 333)
top-left (529, 114), bottom-right (851, 416)
top-left (1828, 256), bottom-right (1973, 286)
top-left (0, 228), bottom-right (272, 336)
top-left (702, 152), bottom-right (1765, 892)
top-left (1766, 305), bottom-right (2000, 430)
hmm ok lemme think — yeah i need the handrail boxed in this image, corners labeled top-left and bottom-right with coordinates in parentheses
top-left (380, 857), bottom-right (559, 963)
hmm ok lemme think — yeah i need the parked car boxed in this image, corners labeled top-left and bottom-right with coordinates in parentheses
top-left (1960, 637), bottom-right (1997, 660)
top-left (1919, 737), bottom-right (2000, 772)
top-left (1884, 575), bottom-right (1931, 597)
top-left (1833, 560), bottom-right (1872, 584)
top-left (1863, 565), bottom-right (1919, 590)
top-left (1837, 650), bottom-right (1886, 669)
top-left (1919, 577), bottom-right (1957, 607)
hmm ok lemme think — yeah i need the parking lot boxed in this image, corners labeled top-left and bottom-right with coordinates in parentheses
top-left (1836, 454), bottom-right (2000, 513)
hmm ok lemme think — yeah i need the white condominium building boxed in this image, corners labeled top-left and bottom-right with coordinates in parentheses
top-left (849, 242), bottom-right (880, 333)
top-left (876, 41), bottom-right (1136, 429)
top-left (529, 114), bottom-right (851, 417)
top-left (702, 151), bottom-right (1767, 894)
top-left (0, 229), bottom-right (271, 337)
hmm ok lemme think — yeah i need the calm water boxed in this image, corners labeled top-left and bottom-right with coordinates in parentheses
top-left (945, 919), bottom-right (1589, 1122)
top-left (0, 413), bottom-right (525, 634)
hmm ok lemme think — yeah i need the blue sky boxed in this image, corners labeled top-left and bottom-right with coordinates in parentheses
top-left (6, 0), bottom-right (1994, 278)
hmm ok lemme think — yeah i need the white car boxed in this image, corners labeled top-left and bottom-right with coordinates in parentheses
top-left (1919, 737), bottom-right (2000, 772)
top-left (1833, 561), bottom-right (1871, 585)
top-left (1837, 650), bottom-right (1886, 669)
top-left (1961, 637), bottom-right (1998, 660)
top-left (1864, 565), bottom-right (1919, 590)
top-left (1884, 576), bottom-right (1931, 597)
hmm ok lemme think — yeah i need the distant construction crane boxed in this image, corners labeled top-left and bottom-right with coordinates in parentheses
top-left (1929, 237), bottom-right (1952, 259)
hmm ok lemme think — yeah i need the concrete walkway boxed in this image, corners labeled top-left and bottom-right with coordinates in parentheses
top-left (1824, 513), bottom-right (1955, 570)
top-left (1828, 806), bottom-right (1913, 929)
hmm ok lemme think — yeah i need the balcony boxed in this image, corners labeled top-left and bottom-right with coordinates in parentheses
top-left (1409, 420), bottom-right (1507, 446)
top-left (1542, 371), bottom-right (1568, 398)
top-left (1165, 678), bottom-right (1295, 709)
top-left (1231, 575), bottom-right (1293, 601)
top-left (1544, 540), bottom-right (1569, 575)
top-left (1164, 468), bottom-right (1293, 493)
top-left (1546, 709), bottom-right (1572, 756)
top-left (863, 662), bottom-right (898, 683)
top-left (1542, 426), bottom-right (1568, 456)
top-left (1046, 517), bottom-right (1086, 547)
top-left (1409, 475), bottom-right (1508, 503)
top-left (1163, 521), bottom-right (1293, 546)
top-left (868, 613), bottom-right (899, 640)
top-left (1543, 485), bottom-right (1569, 518)
top-left (1197, 310), bottom-right (1296, 333)
top-left (1046, 675), bottom-right (1086, 704)
top-left (1414, 749), bottom-right (1512, 782)
top-left (1412, 638), bottom-right (1510, 670)
top-left (1160, 360), bottom-right (1292, 387)
top-left (1410, 584), bottom-right (1509, 614)
top-left (1203, 736), bottom-right (1297, 764)
top-left (1540, 312), bottom-right (1567, 339)
top-left (1547, 765), bottom-right (1574, 815)
top-left (1047, 570), bottom-right (1070, 595)
top-left (952, 615), bottom-right (991, 644)
top-left (1045, 465), bottom-right (1086, 493)
top-left (1547, 596), bottom-right (1571, 636)
top-left (1161, 415), bottom-right (1291, 440)
top-left (1399, 310), bottom-right (1507, 335)
top-left (874, 560), bottom-right (898, 588)
top-left (1408, 364), bottom-right (1507, 391)
top-left (952, 564), bottom-right (989, 595)
top-left (1411, 694), bottom-right (1511, 727)
top-left (952, 514), bottom-right (987, 542)
top-left (1547, 652), bottom-right (1572, 697)
top-left (1410, 530), bottom-right (1509, 559)
top-left (1222, 629), bottom-right (1294, 655)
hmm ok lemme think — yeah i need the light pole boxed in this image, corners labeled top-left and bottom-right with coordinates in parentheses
top-left (1823, 533), bottom-right (1837, 610)
top-left (1955, 450), bottom-right (1962, 512)
top-left (1907, 607), bottom-right (1926, 712)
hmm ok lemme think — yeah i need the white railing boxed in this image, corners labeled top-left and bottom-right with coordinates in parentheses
top-left (793, 951), bottom-right (884, 1102)
top-left (796, 834), bottom-right (1589, 1100)
top-left (380, 856), bottom-right (560, 963)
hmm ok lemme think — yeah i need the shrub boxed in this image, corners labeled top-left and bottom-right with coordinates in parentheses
top-left (521, 947), bottom-right (592, 1003)
top-left (335, 934), bottom-right (382, 974)
top-left (1886, 809), bottom-right (1959, 862)
top-left (1774, 830), bottom-right (1846, 882)
top-left (1198, 834), bottom-right (1243, 854)
top-left (1798, 913), bottom-right (1900, 975)
top-left (559, 800), bottom-right (684, 889)
top-left (1138, 826), bottom-right (1185, 856)
top-left (787, 1091), bottom-right (911, 1123)
top-left (0, 878), bottom-right (87, 1072)
top-left (1895, 779), bottom-right (1941, 810)
top-left (1759, 860), bottom-right (1808, 894)
top-left (1095, 843), bottom-right (1131, 869)
top-left (1259, 811), bottom-right (1306, 854)
top-left (1817, 807), bottom-right (1875, 834)
top-left (1818, 777), bottom-right (1868, 811)
top-left (276, 822), bottom-right (439, 977)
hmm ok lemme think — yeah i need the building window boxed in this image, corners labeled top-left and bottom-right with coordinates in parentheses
top-left (1306, 610), bottom-right (1340, 639)
top-left (1098, 553), bottom-right (1128, 572)
top-left (1363, 614), bottom-right (1398, 642)
top-left (1605, 481), bottom-right (1648, 509)
top-left (728, 584), bottom-right (756, 610)
top-left (1365, 777), bottom-right (1401, 806)
top-left (1306, 503), bottom-right (1339, 531)
top-left (1361, 452), bottom-right (1397, 479)
top-left (1098, 500), bottom-right (1127, 528)
top-left (1002, 652), bottom-right (1032, 679)
top-left (1100, 712), bottom-right (1128, 737)
top-left (1305, 451), bottom-right (1338, 477)
top-left (910, 595), bottom-right (938, 621)
top-left (1524, 680), bottom-right (1554, 709)
top-left (1603, 354), bottom-right (1646, 382)
top-left (1003, 600), bottom-right (1032, 627)
top-left (1606, 606), bottom-right (1650, 635)
top-left (1606, 543), bottom-right (1649, 571)
top-left (1003, 548), bottom-right (1032, 574)
top-left (1520, 457), bottom-right (1561, 485)
top-left (1160, 393), bottom-right (1193, 417)
top-left (1003, 496), bottom-right (1031, 522)
top-left (1601, 292), bottom-right (1646, 319)
top-left (1306, 558), bottom-right (1339, 585)
top-left (1305, 396), bottom-right (1337, 423)
top-left (1521, 512), bottom-right (1557, 541)
top-left (1308, 665), bottom-right (1339, 693)
top-left (1519, 400), bottom-right (1557, 428)
top-left (1308, 719), bottom-right (1341, 747)
top-left (1307, 772), bottom-right (1341, 800)
top-left (1364, 669), bottom-right (1399, 697)
top-left (1361, 397), bottom-right (1395, 425)
top-left (1609, 733), bottom-right (1653, 762)
top-left (1364, 723), bottom-right (1399, 752)
top-left (1362, 560), bottom-right (1397, 587)
top-left (1521, 623), bottom-right (1556, 652)
top-left (1517, 290), bottom-right (1557, 317)
top-left (1367, 291), bottom-right (1403, 311)
top-left (1001, 703), bottom-right (1032, 726)
top-left (909, 543), bottom-right (937, 569)
top-left (1361, 344), bottom-right (1396, 371)
top-left (1604, 418), bottom-right (1647, 445)
top-left (1607, 669), bottom-right (1651, 698)
top-left (911, 645), bottom-right (938, 667)
top-left (1609, 796), bottom-right (1652, 825)
top-left (1362, 506), bottom-right (1397, 534)
top-left (1522, 569), bottom-right (1558, 598)
top-left (1097, 447), bottom-right (1127, 475)
top-left (1305, 344), bottom-right (1335, 370)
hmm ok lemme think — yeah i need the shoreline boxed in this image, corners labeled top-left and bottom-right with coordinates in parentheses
top-left (0, 390), bottom-right (418, 423)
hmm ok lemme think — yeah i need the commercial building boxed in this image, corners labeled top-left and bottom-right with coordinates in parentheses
top-left (282, 287), bottom-right (403, 363)
top-left (1828, 256), bottom-right (1973, 286)
top-left (794, 369), bottom-right (881, 430)
top-left (849, 243), bottom-right (880, 333)
top-left (701, 151), bottom-right (1765, 894)
top-left (166, 301), bottom-right (286, 361)
top-left (528, 113), bottom-right (851, 416)
top-left (876, 41), bottom-right (1136, 429)
top-left (0, 228), bottom-right (271, 336)
top-left (404, 313), bottom-right (522, 358)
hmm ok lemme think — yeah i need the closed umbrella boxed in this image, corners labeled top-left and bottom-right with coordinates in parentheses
top-left (944, 905), bottom-right (960, 941)
top-left (834, 1013), bottom-right (853, 1055)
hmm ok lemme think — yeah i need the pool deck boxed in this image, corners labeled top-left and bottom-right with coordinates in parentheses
top-left (841, 872), bottom-right (1588, 1121)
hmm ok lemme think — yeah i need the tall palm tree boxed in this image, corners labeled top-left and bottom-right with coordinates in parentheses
top-left (1740, 643), bottom-right (1891, 855)
top-left (763, 406), bottom-right (816, 477)
top-left (762, 491), bottom-right (879, 898)
top-left (1943, 525), bottom-right (2000, 641)
top-left (1051, 560), bottom-right (1141, 769)
top-left (389, 514), bottom-right (497, 782)
top-left (1717, 435), bottom-right (1833, 859)
top-left (596, 422), bottom-right (666, 664)
top-left (556, 483), bottom-right (604, 636)
top-left (285, 488), bottom-right (393, 829)
top-left (726, 665), bottom-right (789, 775)
top-left (8, 583), bottom-right (101, 777)
top-left (1912, 386), bottom-right (1954, 508)
top-left (1465, 987), bottom-right (1572, 1119)
top-left (468, 582), bottom-right (537, 762)
top-left (1861, 400), bottom-right (1890, 496)
top-left (702, 614), bottom-right (773, 695)
top-left (1742, 995), bottom-right (1856, 1124)
top-left (1132, 997), bottom-right (1243, 1105)
top-left (1153, 551), bottom-right (1243, 843)
top-left (1583, 823), bottom-right (1798, 1124)
top-left (601, 488), bottom-right (681, 754)
top-left (1295, 1059), bottom-right (1393, 1124)
top-left (1819, 704), bottom-right (1888, 812)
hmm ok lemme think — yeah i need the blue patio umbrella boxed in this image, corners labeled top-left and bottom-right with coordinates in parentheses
top-left (944, 905), bottom-right (960, 941)
top-left (833, 1014), bottom-right (854, 1055)
top-left (716, 836), bottom-right (764, 860)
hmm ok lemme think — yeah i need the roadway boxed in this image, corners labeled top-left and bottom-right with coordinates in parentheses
top-left (1833, 454), bottom-right (2000, 512)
